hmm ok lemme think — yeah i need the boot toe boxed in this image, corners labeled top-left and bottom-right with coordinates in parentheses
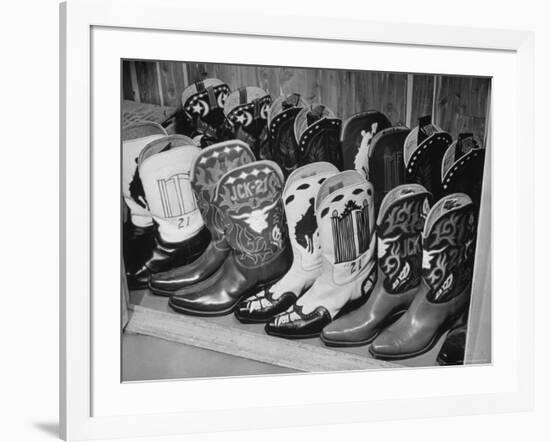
top-left (169, 290), bottom-right (235, 316)
top-left (370, 331), bottom-right (403, 358)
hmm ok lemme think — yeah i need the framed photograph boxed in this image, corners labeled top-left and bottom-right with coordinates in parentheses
top-left (60, 0), bottom-right (534, 440)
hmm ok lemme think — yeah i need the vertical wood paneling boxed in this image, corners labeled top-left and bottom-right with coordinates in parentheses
top-left (411, 74), bottom-right (435, 128)
top-left (134, 61), bottom-right (161, 105)
top-left (122, 61), bottom-right (134, 100)
top-left (434, 76), bottom-right (491, 143)
top-left (125, 61), bottom-right (490, 143)
top-left (159, 61), bottom-right (186, 107)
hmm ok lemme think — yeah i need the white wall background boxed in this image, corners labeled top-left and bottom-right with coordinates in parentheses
top-left (0, 0), bottom-right (547, 441)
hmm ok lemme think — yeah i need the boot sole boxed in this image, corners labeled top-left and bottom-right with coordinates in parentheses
top-left (368, 313), bottom-right (462, 361)
top-left (264, 328), bottom-right (321, 340)
top-left (320, 310), bottom-right (407, 348)
top-left (167, 278), bottom-right (280, 317)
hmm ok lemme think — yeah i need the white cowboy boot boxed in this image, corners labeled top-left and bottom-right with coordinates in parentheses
top-left (235, 162), bottom-right (339, 323)
top-left (265, 170), bottom-right (376, 338)
top-left (128, 135), bottom-right (210, 288)
top-left (122, 122), bottom-right (167, 277)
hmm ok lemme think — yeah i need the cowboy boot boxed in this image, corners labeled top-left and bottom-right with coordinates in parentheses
top-left (404, 115), bottom-right (452, 202)
top-left (321, 184), bottom-right (431, 347)
top-left (265, 170), bottom-right (376, 339)
top-left (365, 126), bottom-right (411, 212)
top-left (341, 110), bottom-right (392, 173)
top-left (267, 93), bottom-right (308, 177)
top-left (127, 135), bottom-right (210, 289)
top-left (175, 78), bottom-right (233, 146)
top-left (169, 161), bottom-right (292, 316)
top-left (370, 193), bottom-right (477, 360)
top-left (294, 104), bottom-right (343, 170)
top-left (235, 162), bottom-right (339, 323)
top-left (224, 86), bottom-right (272, 159)
top-left (122, 122), bottom-right (167, 275)
top-left (441, 133), bottom-right (486, 211)
top-left (149, 140), bottom-right (255, 295)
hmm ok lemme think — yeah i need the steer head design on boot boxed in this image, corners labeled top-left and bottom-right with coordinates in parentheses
top-left (234, 162), bottom-right (339, 323)
top-left (214, 161), bottom-right (288, 268)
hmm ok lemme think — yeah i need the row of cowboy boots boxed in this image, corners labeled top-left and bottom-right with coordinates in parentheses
top-left (147, 141), bottom-right (292, 315)
top-left (238, 165), bottom-right (378, 337)
top-left (171, 79), bottom-right (344, 178)
top-left (235, 168), bottom-right (477, 360)
top-left (122, 125), bottom-right (211, 290)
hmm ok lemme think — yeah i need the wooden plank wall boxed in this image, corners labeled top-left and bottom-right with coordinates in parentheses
top-left (123, 60), bottom-right (490, 144)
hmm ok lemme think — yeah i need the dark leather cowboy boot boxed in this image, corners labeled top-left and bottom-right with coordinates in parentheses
top-left (174, 78), bottom-right (233, 147)
top-left (441, 133), bottom-right (486, 211)
top-left (122, 122), bottom-right (167, 276)
top-left (235, 162), bottom-right (339, 323)
top-left (266, 93), bottom-right (308, 177)
top-left (294, 104), bottom-right (343, 170)
top-left (149, 140), bottom-right (255, 295)
top-left (169, 161), bottom-right (292, 316)
top-left (340, 110), bottom-right (391, 174)
top-left (370, 193), bottom-right (477, 360)
top-left (127, 135), bottom-right (210, 289)
top-left (404, 115), bottom-right (452, 202)
top-left (224, 86), bottom-right (272, 159)
top-left (321, 184), bottom-right (431, 347)
top-left (265, 171), bottom-right (377, 339)
top-left (366, 126), bottom-right (411, 212)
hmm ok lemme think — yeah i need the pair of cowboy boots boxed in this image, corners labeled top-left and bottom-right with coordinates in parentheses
top-left (322, 187), bottom-right (477, 361)
top-left (238, 166), bottom-right (377, 338)
top-left (149, 140), bottom-right (292, 316)
top-left (124, 132), bottom-right (211, 289)
top-left (234, 162), bottom-right (340, 323)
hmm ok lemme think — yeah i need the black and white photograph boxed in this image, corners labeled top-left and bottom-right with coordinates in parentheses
top-left (121, 59), bottom-right (491, 381)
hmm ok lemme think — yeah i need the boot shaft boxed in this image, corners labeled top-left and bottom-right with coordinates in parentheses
top-left (122, 121), bottom-right (167, 227)
top-left (267, 94), bottom-right (308, 176)
top-left (376, 184), bottom-right (431, 294)
top-left (180, 78), bottom-right (231, 143)
top-left (422, 193), bottom-right (477, 303)
top-left (441, 133), bottom-right (486, 211)
top-left (213, 160), bottom-right (288, 268)
top-left (340, 110), bottom-right (392, 176)
top-left (138, 135), bottom-right (204, 242)
top-left (294, 104), bottom-right (343, 169)
top-left (404, 115), bottom-right (452, 201)
top-left (367, 126), bottom-right (411, 212)
top-left (316, 171), bottom-right (376, 285)
top-left (224, 86), bottom-right (272, 158)
top-left (283, 162), bottom-right (340, 272)
top-left (191, 140), bottom-right (255, 241)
